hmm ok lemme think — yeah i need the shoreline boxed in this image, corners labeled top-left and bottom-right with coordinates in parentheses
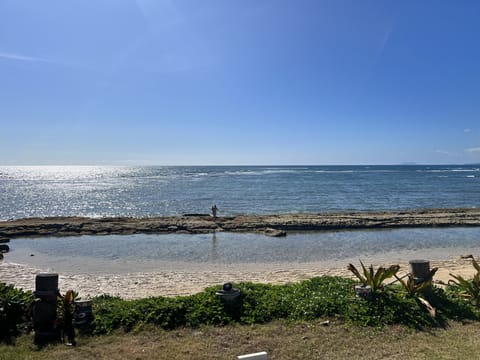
top-left (1, 208), bottom-right (480, 239)
top-left (1, 255), bottom-right (478, 299)
top-left (2, 208), bottom-right (479, 299)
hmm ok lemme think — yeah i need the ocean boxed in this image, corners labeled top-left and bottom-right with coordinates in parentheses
top-left (0, 165), bottom-right (479, 220)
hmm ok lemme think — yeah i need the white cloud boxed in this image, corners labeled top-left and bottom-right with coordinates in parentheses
top-left (464, 128), bottom-right (472, 133)
top-left (465, 147), bottom-right (480, 153)
top-left (0, 51), bottom-right (49, 63)
top-left (435, 150), bottom-right (450, 155)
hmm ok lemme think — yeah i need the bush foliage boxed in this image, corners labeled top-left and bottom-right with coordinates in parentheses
top-left (89, 276), bottom-right (480, 335)
top-left (0, 283), bottom-right (33, 341)
top-left (2, 276), bottom-right (480, 340)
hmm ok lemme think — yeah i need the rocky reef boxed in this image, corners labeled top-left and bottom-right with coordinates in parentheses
top-left (1, 208), bottom-right (479, 239)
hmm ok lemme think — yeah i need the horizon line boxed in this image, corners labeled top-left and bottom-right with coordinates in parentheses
top-left (1, 163), bottom-right (479, 167)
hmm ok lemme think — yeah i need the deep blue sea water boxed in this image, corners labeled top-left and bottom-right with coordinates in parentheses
top-left (0, 165), bottom-right (479, 220)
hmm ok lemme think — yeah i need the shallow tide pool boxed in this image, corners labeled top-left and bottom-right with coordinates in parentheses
top-left (5, 227), bottom-right (480, 274)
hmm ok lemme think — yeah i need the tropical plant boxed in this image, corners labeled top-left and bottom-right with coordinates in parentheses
top-left (347, 261), bottom-right (400, 293)
top-left (395, 269), bottom-right (438, 318)
top-left (56, 290), bottom-right (79, 323)
top-left (449, 258), bottom-right (480, 307)
top-left (395, 268), bottom-right (438, 298)
top-left (56, 289), bottom-right (79, 345)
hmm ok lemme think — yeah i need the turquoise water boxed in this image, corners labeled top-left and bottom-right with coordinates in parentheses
top-left (0, 165), bottom-right (479, 220)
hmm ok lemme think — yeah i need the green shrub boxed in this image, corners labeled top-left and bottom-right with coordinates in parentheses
top-left (239, 282), bottom-right (291, 324)
top-left (343, 290), bottom-right (437, 329)
top-left (288, 277), bottom-right (354, 319)
top-left (92, 295), bottom-right (188, 334)
top-left (0, 283), bottom-right (33, 341)
top-left (89, 276), bottom-right (456, 334)
top-left (90, 295), bottom-right (126, 334)
top-left (429, 286), bottom-right (480, 323)
top-left (4, 275), bottom-right (480, 339)
top-left (184, 287), bottom-right (235, 327)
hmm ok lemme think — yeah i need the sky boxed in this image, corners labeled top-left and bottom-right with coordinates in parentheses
top-left (1, 0), bottom-right (479, 165)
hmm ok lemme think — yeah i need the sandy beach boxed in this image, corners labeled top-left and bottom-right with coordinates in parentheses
top-left (1, 255), bottom-right (478, 300)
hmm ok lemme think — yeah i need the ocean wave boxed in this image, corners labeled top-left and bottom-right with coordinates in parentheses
top-left (223, 169), bottom-right (300, 176)
top-left (314, 170), bottom-right (398, 174)
top-left (418, 168), bottom-right (480, 173)
top-left (315, 170), bottom-right (355, 173)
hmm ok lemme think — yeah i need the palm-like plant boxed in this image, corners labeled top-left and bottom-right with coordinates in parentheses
top-left (347, 261), bottom-right (400, 293)
top-left (56, 289), bottom-right (79, 345)
top-left (449, 258), bottom-right (480, 307)
top-left (395, 268), bottom-right (438, 317)
top-left (395, 268), bottom-right (438, 298)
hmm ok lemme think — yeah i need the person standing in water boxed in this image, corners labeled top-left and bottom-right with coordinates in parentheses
top-left (211, 204), bottom-right (218, 219)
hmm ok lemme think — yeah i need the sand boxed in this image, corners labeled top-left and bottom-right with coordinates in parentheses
top-left (1, 255), bottom-right (478, 299)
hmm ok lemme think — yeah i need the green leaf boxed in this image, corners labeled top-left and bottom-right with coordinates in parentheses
top-left (373, 267), bottom-right (384, 291)
top-left (347, 263), bottom-right (366, 284)
top-left (472, 258), bottom-right (480, 273)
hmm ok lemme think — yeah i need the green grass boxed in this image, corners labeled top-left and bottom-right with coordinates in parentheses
top-left (2, 320), bottom-right (480, 359)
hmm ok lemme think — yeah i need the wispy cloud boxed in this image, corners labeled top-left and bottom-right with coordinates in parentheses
top-left (465, 147), bottom-right (480, 153)
top-left (464, 128), bottom-right (472, 133)
top-left (0, 51), bottom-right (49, 63)
top-left (435, 149), bottom-right (450, 155)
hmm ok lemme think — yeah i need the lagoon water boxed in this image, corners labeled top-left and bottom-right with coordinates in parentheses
top-left (7, 227), bottom-right (480, 274)
top-left (0, 165), bottom-right (479, 220)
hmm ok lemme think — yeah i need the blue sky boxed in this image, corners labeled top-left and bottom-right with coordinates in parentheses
top-left (1, 0), bottom-right (479, 165)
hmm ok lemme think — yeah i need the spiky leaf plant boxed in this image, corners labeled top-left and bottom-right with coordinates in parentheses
top-left (347, 261), bottom-right (400, 293)
top-left (395, 268), bottom-right (438, 298)
top-left (449, 258), bottom-right (480, 307)
top-left (395, 269), bottom-right (438, 318)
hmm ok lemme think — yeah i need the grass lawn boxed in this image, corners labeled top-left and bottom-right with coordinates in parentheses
top-left (1, 319), bottom-right (480, 360)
